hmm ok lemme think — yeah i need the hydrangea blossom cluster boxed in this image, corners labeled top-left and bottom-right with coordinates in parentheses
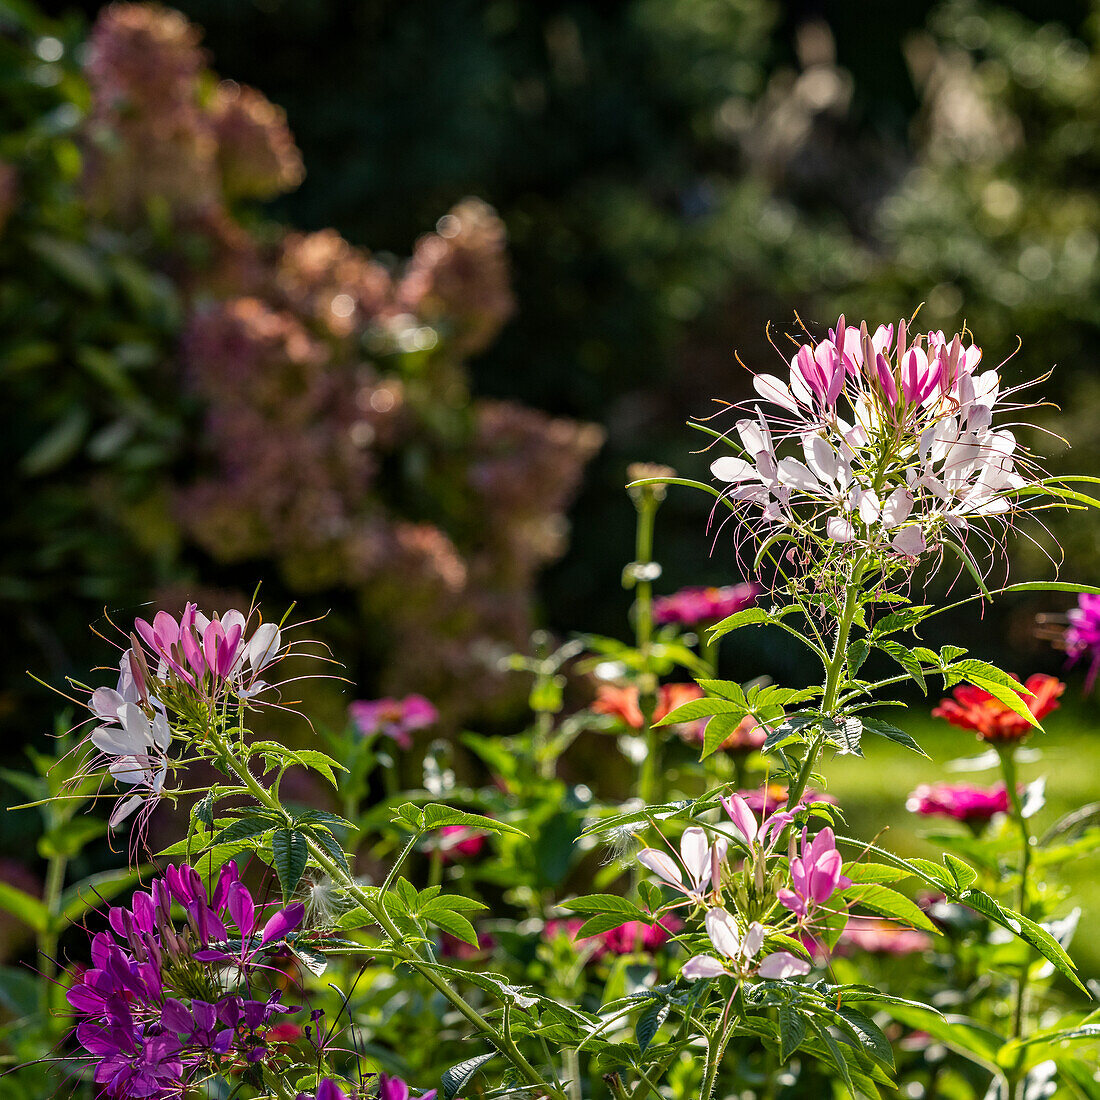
top-left (68, 861), bottom-right (306, 1097)
top-left (710, 316), bottom-right (1040, 567)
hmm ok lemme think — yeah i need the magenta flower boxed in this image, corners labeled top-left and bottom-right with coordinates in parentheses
top-left (546, 916), bottom-right (682, 961)
top-left (348, 694), bottom-right (438, 749)
top-left (1065, 593), bottom-right (1100, 692)
top-left (721, 791), bottom-right (793, 853)
top-left (906, 782), bottom-right (1010, 825)
top-left (839, 917), bottom-right (932, 956)
top-left (436, 824), bottom-right (486, 862)
top-left (777, 827), bottom-right (851, 922)
top-left (379, 1075), bottom-right (438, 1100)
top-left (652, 582), bottom-right (758, 627)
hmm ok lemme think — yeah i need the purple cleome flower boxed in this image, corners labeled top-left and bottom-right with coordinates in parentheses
top-left (1065, 592), bottom-right (1100, 693)
top-left (67, 860), bottom-right (305, 1097)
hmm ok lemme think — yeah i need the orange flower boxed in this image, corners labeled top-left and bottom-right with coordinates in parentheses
top-left (593, 683), bottom-right (704, 729)
top-left (932, 674), bottom-right (1064, 743)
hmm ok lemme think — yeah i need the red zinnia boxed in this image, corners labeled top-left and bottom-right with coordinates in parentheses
top-left (932, 674), bottom-right (1064, 743)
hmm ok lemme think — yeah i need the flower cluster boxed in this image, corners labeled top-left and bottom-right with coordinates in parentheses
top-left (637, 792), bottom-right (857, 986)
top-left (932, 673), bottom-right (1064, 743)
top-left (68, 862), bottom-right (306, 1097)
top-left (710, 315), bottom-right (1040, 569)
top-left (85, 604), bottom-right (290, 827)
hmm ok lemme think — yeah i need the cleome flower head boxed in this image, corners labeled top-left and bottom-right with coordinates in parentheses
top-left (681, 907), bottom-right (810, 982)
top-left (707, 315), bottom-right (1047, 577)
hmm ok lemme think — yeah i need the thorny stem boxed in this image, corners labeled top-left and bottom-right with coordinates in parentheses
top-left (209, 728), bottom-right (565, 1100)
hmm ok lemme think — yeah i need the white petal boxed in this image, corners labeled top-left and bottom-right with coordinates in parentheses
top-left (109, 794), bottom-right (145, 828)
top-left (680, 827), bottom-right (711, 885)
top-left (777, 458), bottom-right (820, 493)
top-left (682, 955), bottom-right (728, 980)
top-left (756, 951), bottom-right (811, 980)
top-left (804, 436), bottom-right (839, 485)
top-left (91, 726), bottom-right (143, 757)
top-left (90, 687), bottom-right (125, 722)
top-left (891, 526), bottom-right (927, 556)
top-left (711, 456), bottom-right (754, 484)
top-left (151, 711), bottom-right (172, 752)
top-left (705, 907), bottom-right (741, 959)
top-left (857, 490), bottom-right (880, 525)
top-left (826, 517), bottom-right (855, 542)
top-left (753, 374), bottom-right (798, 412)
top-left (109, 756), bottom-right (150, 787)
top-left (880, 487), bottom-right (914, 528)
top-left (247, 623), bottom-right (282, 672)
top-left (741, 922), bottom-right (765, 960)
top-left (117, 702), bottom-right (153, 745)
top-left (638, 848), bottom-right (683, 887)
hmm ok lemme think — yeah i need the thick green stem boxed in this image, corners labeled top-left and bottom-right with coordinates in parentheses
top-left (786, 559), bottom-right (866, 809)
top-left (211, 729), bottom-right (564, 1100)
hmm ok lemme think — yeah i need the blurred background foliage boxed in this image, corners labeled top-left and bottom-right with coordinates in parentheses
top-left (3, 0), bottom-right (1100, 812)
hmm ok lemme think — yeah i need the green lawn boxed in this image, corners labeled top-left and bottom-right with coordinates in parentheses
top-left (823, 699), bottom-right (1100, 979)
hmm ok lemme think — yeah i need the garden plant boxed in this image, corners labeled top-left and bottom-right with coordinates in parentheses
top-left (3, 314), bottom-right (1099, 1099)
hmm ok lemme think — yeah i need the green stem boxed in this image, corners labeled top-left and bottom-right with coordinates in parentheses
top-left (210, 730), bottom-right (564, 1100)
top-left (38, 852), bottom-right (67, 1016)
top-left (634, 495), bottom-right (660, 806)
top-left (999, 746), bottom-right (1032, 1054)
top-left (786, 557), bottom-right (866, 809)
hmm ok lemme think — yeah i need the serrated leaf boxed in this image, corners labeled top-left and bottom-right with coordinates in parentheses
top-left (878, 640), bottom-right (927, 692)
top-left (943, 854), bottom-right (977, 892)
top-left (442, 1054), bottom-right (498, 1100)
top-left (293, 749), bottom-right (346, 788)
top-left (778, 1003), bottom-right (805, 1062)
top-left (421, 804), bottom-right (527, 838)
top-left (861, 717), bottom-right (928, 757)
top-left (707, 607), bottom-right (773, 640)
top-left (702, 711), bottom-right (753, 759)
top-left (289, 942), bottom-right (327, 977)
top-left (271, 829), bottom-right (308, 901)
top-left (655, 697), bottom-right (749, 727)
top-left (636, 1000), bottom-right (669, 1052)
top-left (836, 1008), bottom-right (894, 1070)
top-left (843, 862), bottom-right (913, 886)
top-left (839, 883), bottom-right (936, 932)
top-left (212, 815), bottom-right (277, 847)
top-left (564, 894), bottom-right (647, 919)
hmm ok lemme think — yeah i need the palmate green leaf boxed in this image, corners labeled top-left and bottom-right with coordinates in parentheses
top-left (635, 1000), bottom-right (669, 1052)
top-left (271, 829), bottom-right (309, 901)
top-left (835, 1008), bottom-right (894, 1071)
top-left (702, 712), bottom-right (753, 759)
top-left (943, 853), bottom-right (977, 892)
top-left (876, 640), bottom-right (927, 692)
top-left (564, 894), bottom-right (648, 919)
top-left (694, 679), bottom-right (749, 704)
top-left (301, 823), bottom-right (352, 877)
top-left (843, 862), bottom-right (913, 886)
top-left (837, 883), bottom-right (936, 932)
top-left (807, 1015), bottom-right (854, 1090)
top-left (420, 906), bottom-right (479, 946)
top-left (947, 659), bottom-right (1039, 728)
top-left (707, 607), bottom-right (774, 640)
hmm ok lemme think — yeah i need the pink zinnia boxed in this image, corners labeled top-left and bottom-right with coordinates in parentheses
top-left (906, 782), bottom-right (1009, 824)
top-left (652, 583), bottom-right (758, 627)
top-left (348, 694), bottom-right (438, 749)
top-left (437, 825), bottom-right (486, 862)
